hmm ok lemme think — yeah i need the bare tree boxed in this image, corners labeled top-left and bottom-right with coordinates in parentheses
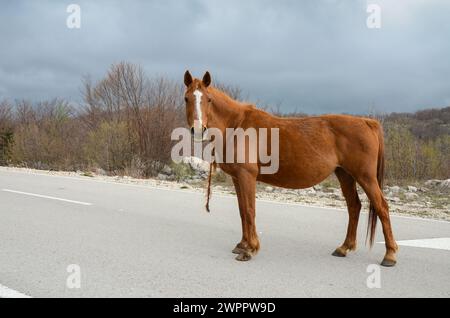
top-left (214, 82), bottom-right (245, 101)
top-left (0, 100), bottom-right (12, 129)
top-left (81, 62), bottom-right (185, 175)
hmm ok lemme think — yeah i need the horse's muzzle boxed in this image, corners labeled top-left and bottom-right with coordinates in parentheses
top-left (191, 126), bottom-right (207, 142)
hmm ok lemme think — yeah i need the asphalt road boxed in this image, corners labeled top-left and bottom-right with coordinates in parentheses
top-left (0, 168), bottom-right (449, 298)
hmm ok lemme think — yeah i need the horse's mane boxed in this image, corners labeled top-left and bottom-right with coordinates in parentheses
top-left (209, 86), bottom-right (277, 119)
top-left (209, 87), bottom-right (241, 105)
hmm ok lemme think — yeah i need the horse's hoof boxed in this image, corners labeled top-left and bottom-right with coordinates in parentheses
top-left (332, 248), bottom-right (347, 258)
top-left (232, 246), bottom-right (245, 254)
top-left (235, 252), bottom-right (252, 262)
top-left (381, 258), bottom-right (397, 267)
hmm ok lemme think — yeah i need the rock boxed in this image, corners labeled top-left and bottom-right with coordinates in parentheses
top-left (314, 185), bottom-right (323, 191)
top-left (182, 157), bottom-right (210, 173)
top-left (424, 179), bottom-right (450, 189)
top-left (332, 189), bottom-right (342, 195)
top-left (157, 174), bottom-right (168, 181)
top-left (407, 186), bottom-right (418, 192)
top-left (425, 180), bottom-right (441, 187)
top-left (161, 165), bottom-right (173, 175)
top-left (389, 197), bottom-right (401, 203)
top-left (265, 186), bottom-right (274, 193)
top-left (331, 194), bottom-right (341, 200)
top-left (389, 186), bottom-right (401, 193)
top-left (95, 168), bottom-right (107, 176)
top-left (439, 179), bottom-right (450, 189)
top-left (405, 193), bottom-right (419, 200)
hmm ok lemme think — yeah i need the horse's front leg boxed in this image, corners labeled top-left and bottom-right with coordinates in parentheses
top-left (231, 177), bottom-right (248, 255)
top-left (233, 171), bottom-right (259, 262)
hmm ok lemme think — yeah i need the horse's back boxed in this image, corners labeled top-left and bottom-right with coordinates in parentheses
top-left (254, 113), bottom-right (383, 188)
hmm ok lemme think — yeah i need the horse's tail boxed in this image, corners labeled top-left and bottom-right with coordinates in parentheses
top-left (367, 122), bottom-right (385, 248)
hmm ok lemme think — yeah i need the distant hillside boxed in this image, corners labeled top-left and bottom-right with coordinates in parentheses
top-left (380, 107), bottom-right (450, 182)
top-left (383, 107), bottom-right (450, 141)
top-left (253, 105), bottom-right (450, 182)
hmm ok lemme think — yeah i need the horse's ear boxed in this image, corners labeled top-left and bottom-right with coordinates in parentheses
top-left (202, 71), bottom-right (211, 88)
top-left (184, 70), bottom-right (193, 87)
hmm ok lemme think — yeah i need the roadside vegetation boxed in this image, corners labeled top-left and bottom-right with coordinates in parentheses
top-left (0, 62), bottom-right (449, 185)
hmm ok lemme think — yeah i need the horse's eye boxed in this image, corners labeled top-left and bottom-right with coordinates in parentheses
top-left (208, 98), bottom-right (212, 103)
top-left (184, 97), bottom-right (188, 103)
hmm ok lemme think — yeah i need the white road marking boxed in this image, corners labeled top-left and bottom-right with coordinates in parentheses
top-left (378, 238), bottom-right (450, 251)
top-left (2, 189), bottom-right (92, 206)
top-left (0, 284), bottom-right (31, 298)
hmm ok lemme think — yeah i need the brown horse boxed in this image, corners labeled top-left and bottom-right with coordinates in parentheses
top-left (183, 71), bottom-right (398, 267)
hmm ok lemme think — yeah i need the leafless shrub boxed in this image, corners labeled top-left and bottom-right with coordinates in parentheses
top-left (215, 82), bottom-right (245, 101)
top-left (10, 99), bottom-right (86, 170)
top-left (81, 62), bottom-right (185, 176)
top-left (0, 100), bottom-right (12, 126)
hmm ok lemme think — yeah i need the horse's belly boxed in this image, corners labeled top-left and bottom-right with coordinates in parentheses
top-left (257, 163), bottom-right (335, 189)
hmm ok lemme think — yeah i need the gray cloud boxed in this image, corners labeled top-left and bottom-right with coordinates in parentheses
top-left (0, 0), bottom-right (449, 114)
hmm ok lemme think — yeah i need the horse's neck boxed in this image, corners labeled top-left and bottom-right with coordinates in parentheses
top-left (208, 89), bottom-right (244, 130)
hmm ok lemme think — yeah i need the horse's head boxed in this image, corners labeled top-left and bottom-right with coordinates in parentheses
top-left (184, 70), bottom-right (212, 141)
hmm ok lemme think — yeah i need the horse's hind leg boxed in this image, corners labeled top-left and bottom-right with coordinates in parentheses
top-left (332, 168), bottom-right (362, 257)
top-left (358, 176), bottom-right (398, 267)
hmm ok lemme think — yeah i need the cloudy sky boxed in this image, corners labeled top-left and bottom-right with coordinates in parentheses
top-left (0, 0), bottom-right (449, 114)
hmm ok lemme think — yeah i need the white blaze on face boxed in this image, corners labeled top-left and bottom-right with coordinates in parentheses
top-left (193, 90), bottom-right (203, 128)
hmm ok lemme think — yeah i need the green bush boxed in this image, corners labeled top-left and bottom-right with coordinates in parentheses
top-left (170, 162), bottom-right (195, 181)
top-left (85, 121), bottom-right (135, 173)
top-left (0, 131), bottom-right (14, 165)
